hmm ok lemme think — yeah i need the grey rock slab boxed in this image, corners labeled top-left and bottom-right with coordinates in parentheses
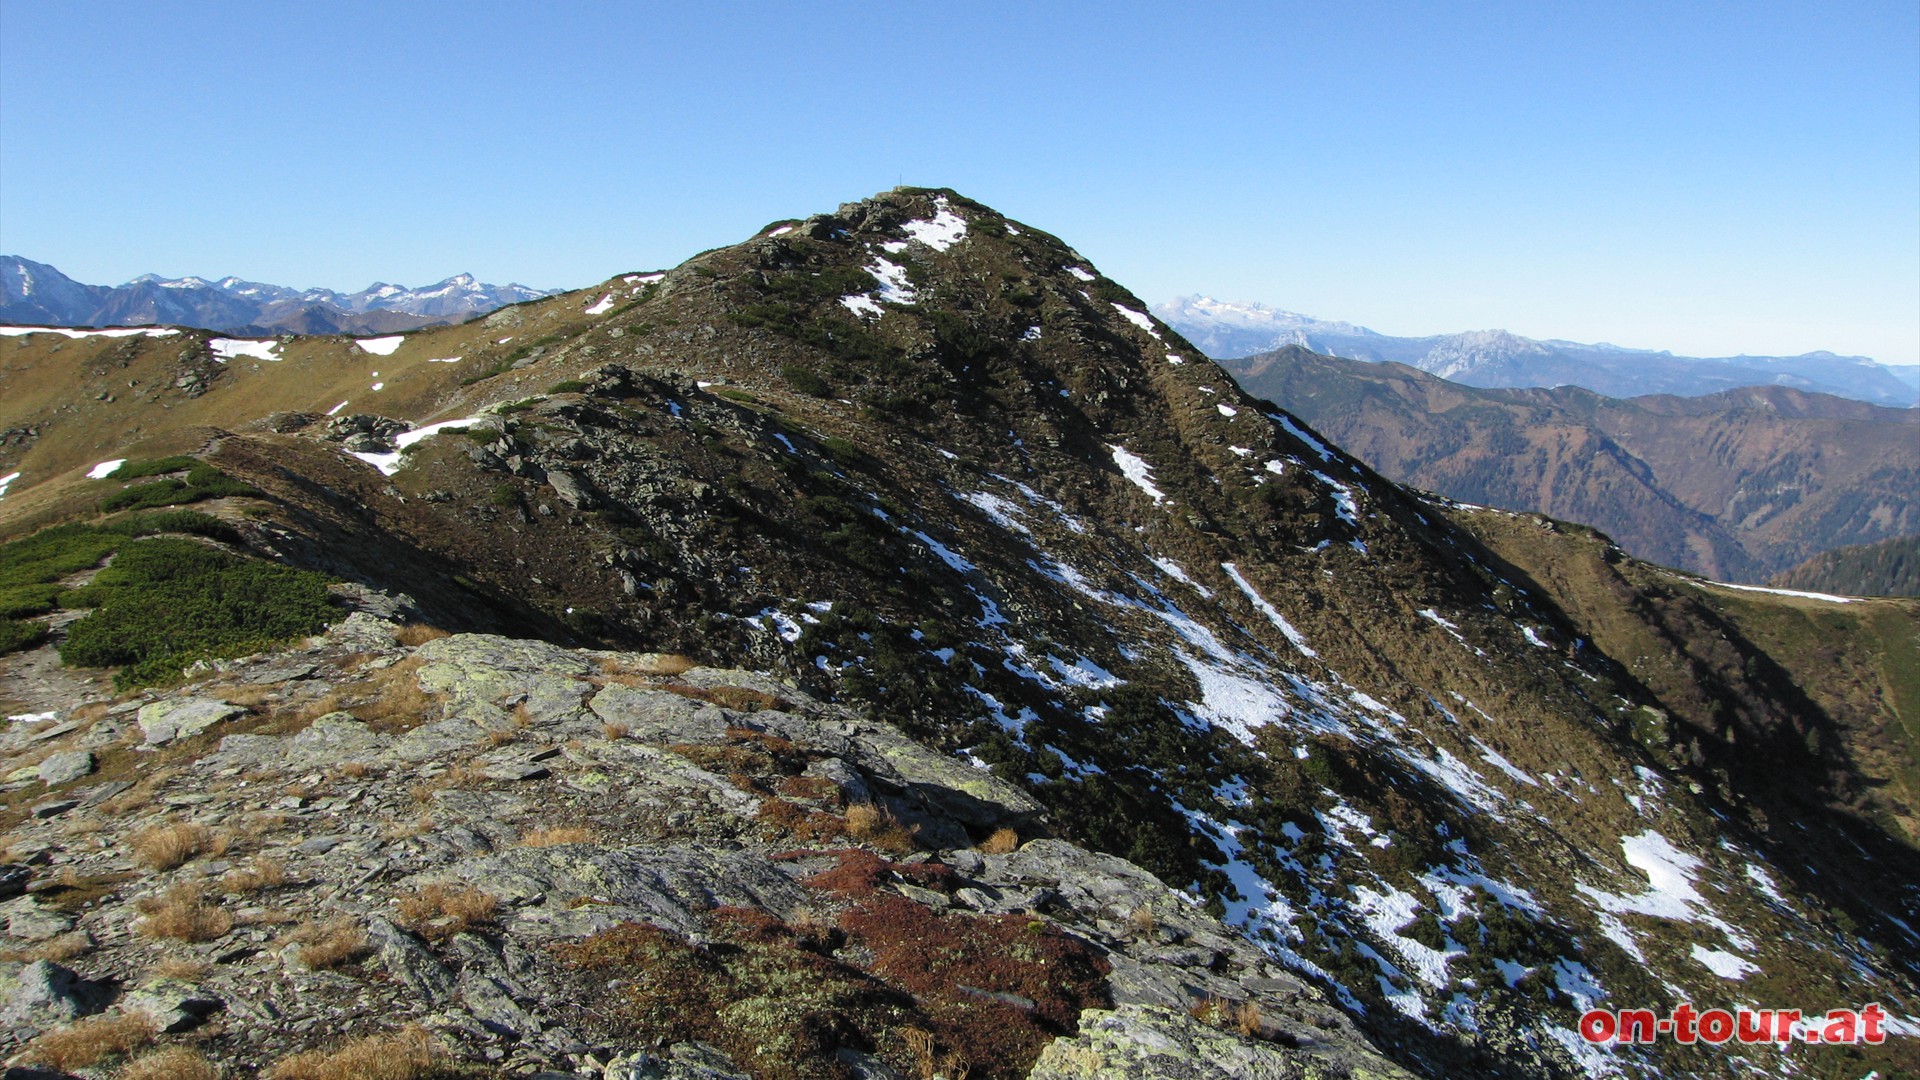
top-left (138, 698), bottom-right (244, 745)
top-left (0, 960), bottom-right (109, 1031)
top-left (121, 979), bottom-right (224, 1032)
top-left (1029, 1003), bottom-right (1415, 1080)
top-left (845, 722), bottom-right (1043, 829)
top-left (586, 684), bottom-right (725, 744)
top-left (364, 916), bottom-right (457, 1005)
top-left (603, 1042), bottom-right (752, 1080)
top-left (452, 844), bottom-right (813, 936)
top-left (35, 750), bottom-right (94, 786)
top-left (3, 898), bottom-right (73, 942)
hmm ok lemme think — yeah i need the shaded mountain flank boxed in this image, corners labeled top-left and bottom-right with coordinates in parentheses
top-left (1219, 348), bottom-right (1920, 583)
top-left (0, 256), bottom-right (553, 337)
top-left (1771, 534), bottom-right (1920, 599)
top-left (0, 189), bottom-right (1915, 1079)
top-left (1155, 295), bottom-right (1918, 409)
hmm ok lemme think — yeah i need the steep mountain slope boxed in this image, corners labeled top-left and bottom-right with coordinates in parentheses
top-left (1, 190), bottom-right (1916, 1078)
top-left (1221, 348), bottom-right (1920, 581)
top-left (1770, 534), bottom-right (1920, 598)
top-left (0, 256), bottom-right (553, 335)
top-left (1156, 295), bottom-right (1918, 408)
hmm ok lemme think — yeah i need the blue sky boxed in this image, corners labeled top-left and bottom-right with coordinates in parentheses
top-left (3, 2), bottom-right (1915, 363)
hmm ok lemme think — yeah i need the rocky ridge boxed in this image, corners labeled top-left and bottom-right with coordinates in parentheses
top-left (0, 613), bottom-right (1412, 1078)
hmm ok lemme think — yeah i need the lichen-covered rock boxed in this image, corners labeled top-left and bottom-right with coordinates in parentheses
top-left (1029, 1004), bottom-right (1415, 1080)
top-left (137, 697), bottom-right (243, 745)
top-left (34, 749), bottom-right (93, 786)
top-left (0, 960), bottom-right (108, 1033)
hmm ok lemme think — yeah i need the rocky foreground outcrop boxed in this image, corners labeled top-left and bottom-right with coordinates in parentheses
top-left (0, 614), bottom-right (1411, 1078)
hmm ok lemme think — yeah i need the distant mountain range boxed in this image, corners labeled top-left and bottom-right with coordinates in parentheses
top-left (0, 255), bottom-right (555, 336)
top-left (1157, 294), bottom-right (1919, 408)
top-left (1224, 346), bottom-right (1920, 581)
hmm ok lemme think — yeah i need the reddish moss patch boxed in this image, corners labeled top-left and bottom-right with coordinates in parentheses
top-left (554, 894), bottom-right (1109, 1080)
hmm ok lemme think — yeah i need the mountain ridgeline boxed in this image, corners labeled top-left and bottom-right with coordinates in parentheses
top-left (1155, 294), bottom-right (1919, 409)
top-left (1217, 348), bottom-right (1920, 583)
top-left (1, 190), bottom-right (1916, 1078)
top-left (1771, 534), bottom-right (1920, 599)
top-left (0, 255), bottom-right (553, 336)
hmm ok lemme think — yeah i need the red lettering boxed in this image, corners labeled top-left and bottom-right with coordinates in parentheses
top-left (1619, 1009), bottom-right (1657, 1044)
top-left (1822, 1009), bottom-right (1858, 1045)
top-left (1699, 1009), bottom-right (1734, 1044)
top-left (1775, 1009), bottom-right (1801, 1042)
top-left (1579, 1009), bottom-right (1616, 1043)
top-left (1861, 1003), bottom-right (1887, 1044)
top-left (1736, 1009), bottom-right (1774, 1044)
top-left (1673, 1003), bottom-right (1699, 1043)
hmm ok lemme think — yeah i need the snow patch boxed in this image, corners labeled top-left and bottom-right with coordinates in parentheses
top-left (0, 472), bottom-right (19, 500)
top-left (355, 335), bottom-right (406, 355)
top-left (1109, 303), bottom-right (1162, 340)
top-left (0, 325), bottom-right (179, 339)
top-left (899, 199), bottom-right (968, 251)
top-left (1221, 562), bottom-right (1316, 657)
top-left (86, 459), bottom-right (126, 480)
top-left (1690, 945), bottom-right (1758, 980)
top-left (1108, 445), bottom-right (1166, 504)
top-left (209, 338), bottom-right (280, 362)
top-left (584, 294), bottom-right (615, 315)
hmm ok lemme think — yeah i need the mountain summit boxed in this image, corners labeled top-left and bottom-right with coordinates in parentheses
top-left (0, 189), bottom-right (1914, 1078)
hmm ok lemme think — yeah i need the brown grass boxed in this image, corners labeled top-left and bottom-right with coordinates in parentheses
top-left (135, 884), bottom-right (233, 942)
top-left (19, 1011), bottom-right (156, 1070)
top-left (394, 623), bottom-right (451, 647)
top-left (1126, 905), bottom-right (1157, 937)
top-left (520, 826), bottom-right (595, 847)
top-left (289, 918), bottom-right (371, 970)
top-left (601, 722), bottom-right (629, 740)
top-left (409, 762), bottom-right (479, 803)
top-left (267, 1025), bottom-right (445, 1080)
top-left (484, 729), bottom-right (517, 747)
top-left (150, 956), bottom-right (214, 981)
top-left (219, 856), bottom-right (288, 894)
top-left (394, 883), bottom-right (497, 940)
top-left (130, 820), bottom-right (225, 871)
top-left (382, 813), bottom-right (434, 840)
top-left (597, 653), bottom-right (695, 683)
top-left (976, 827), bottom-right (1020, 855)
top-left (337, 761), bottom-right (371, 779)
top-left (117, 1046), bottom-right (223, 1080)
top-left (845, 802), bottom-right (918, 853)
top-left (1191, 995), bottom-right (1263, 1037)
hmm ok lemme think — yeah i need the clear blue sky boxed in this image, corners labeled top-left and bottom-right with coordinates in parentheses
top-left (3, 1), bottom-right (1915, 363)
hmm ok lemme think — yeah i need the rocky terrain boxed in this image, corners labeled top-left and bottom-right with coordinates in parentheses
top-left (0, 613), bottom-right (1414, 1078)
top-left (0, 188), bottom-right (1915, 1077)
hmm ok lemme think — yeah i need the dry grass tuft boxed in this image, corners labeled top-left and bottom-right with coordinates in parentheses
top-left (394, 623), bottom-right (451, 647)
top-left (394, 883), bottom-right (497, 941)
top-left (151, 956), bottom-right (214, 981)
top-left (130, 820), bottom-right (225, 871)
top-left (484, 729), bottom-right (517, 748)
top-left (520, 826), bottom-right (595, 847)
top-left (219, 856), bottom-right (288, 894)
top-left (337, 761), bottom-right (371, 779)
top-left (845, 802), bottom-right (918, 853)
top-left (977, 827), bottom-right (1021, 855)
top-left (267, 1024), bottom-right (444, 1080)
top-left (19, 1011), bottom-right (156, 1070)
top-left (135, 884), bottom-right (233, 942)
top-left (117, 1045), bottom-right (224, 1080)
top-left (601, 722), bottom-right (629, 740)
top-left (289, 918), bottom-right (371, 970)
top-left (1126, 905), bottom-right (1157, 937)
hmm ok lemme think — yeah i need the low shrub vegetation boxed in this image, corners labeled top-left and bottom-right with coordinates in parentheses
top-left (59, 537), bottom-right (336, 688)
